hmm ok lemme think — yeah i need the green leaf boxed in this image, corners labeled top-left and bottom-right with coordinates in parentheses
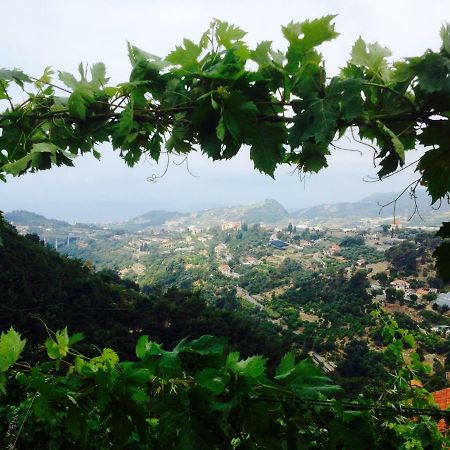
top-left (275, 352), bottom-right (296, 380)
top-left (291, 142), bottom-right (330, 173)
top-left (251, 41), bottom-right (272, 66)
top-left (417, 147), bottom-right (450, 203)
top-left (58, 71), bottom-right (79, 90)
top-left (0, 68), bottom-right (32, 88)
top-left (90, 62), bottom-right (109, 88)
top-left (174, 335), bottom-right (226, 355)
top-left (440, 23), bottom-right (450, 54)
top-left (216, 116), bottom-right (226, 141)
top-left (249, 122), bottom-right (286, 177)
top-left (236, 355), bottom-right (267, 378)
top-left (148, 132), bottom-right (162, 162)
top-left (289, 95), bottom-right (339, 149)
top-left (195, 368), bottom-right (226, 394)
top-left (437, 222), bottom-right (450, 239)
top-left (92, 149), bottom-right (101, 160)
top-left (377, 151), bottom-right (401, 179)
top-left (136, 336), bottom-right (163, 359)
top-left (117, 103), bottom-right (134, 137)
top-left (350, 37), bottom-right (392, 80)
top-left (0, 328), bottom-right (26, 372)
top-left (45, 327), bottom-right (69, 359)
top-left (1, 142), bottom-right (70, 176)
top-left (91, 348), bottom-right (119, 368)
top-left (328, 77), bottom-right (364, 122)
top-left (377, 121), bottom-right (405, 162)
top-left (68, 87), bottom-right (95, 120)
top-left (434, 241), bottom-right (450, 282)
top-left (413, 52), bottom-right (450, 93)
top-left (297, 15), bottom-right (338, 51)
top-left (166, 39), bottom-right (201, 69)
top-left (34, 66), bottom-right (54, 89)
top-left (68, 332), bottom-right (84, 346)
top-left (215, 21), bottom-right (246, 49)
top-left (282, 16), bottom-right (338, 70)
top-left (127, 42), bottom-right (169, 70)
top-left (222, 92), bottom-right (257, 141)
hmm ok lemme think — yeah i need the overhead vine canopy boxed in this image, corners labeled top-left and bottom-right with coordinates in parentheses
top-left (0, 16), bottom-right (449, 277)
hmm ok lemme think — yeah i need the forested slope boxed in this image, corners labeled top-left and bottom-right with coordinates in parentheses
top-left (0, 218), bottom-right (292, 363)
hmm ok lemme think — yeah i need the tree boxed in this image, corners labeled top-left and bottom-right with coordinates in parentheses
top-left (395, 289), bottom-right (405, 304)
top-left (385, 287), bottom-right (397, 303)
top-left (373, 271), bottom-right (388, 287)
top-left (0, 17), bottom-right (449, 279)
top-left (385, 241), bottom-right (418, 275)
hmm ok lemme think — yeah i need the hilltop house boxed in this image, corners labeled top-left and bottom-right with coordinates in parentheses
top-left (329, 244), bottom-right (341, 254)
top-left (242, 256), bottom-right (261, 266)
top-left (390, 279), bottom-right (410, 293)
top-left (416, 288), bottom-right (431, 297)
top-left (221, 222), bottom-right (241, 231)
top-left (218, 264), bottom-right (240, 279)
top-left (324, 244), bottom-right (340, 257)
top-left (431, 388), bottom-right (450, 432)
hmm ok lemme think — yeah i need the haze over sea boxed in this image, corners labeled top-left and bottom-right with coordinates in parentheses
top-left (1, 0), bottom-right (447, 222)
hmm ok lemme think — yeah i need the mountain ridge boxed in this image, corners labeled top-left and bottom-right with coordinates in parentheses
top-left (5, 190), bottom-right (450, 230)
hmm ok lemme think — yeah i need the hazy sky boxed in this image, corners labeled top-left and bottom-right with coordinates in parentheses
top-left (1, 0), bottom-right (448, 222)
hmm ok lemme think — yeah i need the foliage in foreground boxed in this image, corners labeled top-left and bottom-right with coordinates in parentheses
top-left (0, 321), bottom-right (448, 450)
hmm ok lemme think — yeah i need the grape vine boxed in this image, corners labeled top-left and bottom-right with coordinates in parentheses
top-left (0, 322), bottom-right (448, 449)
top-left (1, 17), bottom-right (449, 278)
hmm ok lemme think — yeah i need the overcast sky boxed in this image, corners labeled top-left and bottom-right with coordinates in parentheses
top-left (1, 0), bottom-right (448, 222)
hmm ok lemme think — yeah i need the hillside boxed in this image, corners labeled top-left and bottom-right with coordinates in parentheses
top-left (123, 210), bottom-right (185, 231)
top-left (0, 218), bottom-right (291, 362)
top-left (5, 210), bottom-right (71, 228)
top-left (125, 199), bottom-right (289, 230)
top-left (6, 191), bottom-right (450, 234)
top-left (293, 190), bottom-right (450, 224)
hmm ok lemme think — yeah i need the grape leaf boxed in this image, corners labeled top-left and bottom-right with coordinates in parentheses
top-left (377, 121), bottom-right (405, 162)
top-left (249, 122), bottom-right (286, 177)
top-left (222, 92), bottom-right (257, 141)
top-left (298, 142), bottom-right (330, 173)
top-left (0, 327), bottom-right (26, 372)
top-left (0, 68), bottom-right (31, 88)
top-left (413, 52), bottom-right (450, 93)
top-left (236, 355), bottom-right (267, 378)
top-left (351, 37), bottom-right (392, 80)
top-left (68, 87), bottom-right (95, 120)
top-left (166, 39), bottom-right (202, 70)
top-left (90, 62), bottom-right (109, 88)
top-left (275, 352), bottom-right (295, 380)
top-left (215, 21), bottom-right (246, 49)
top-left (45, 327), bottom-right (69, 359)
top-left (251, 41), bottom-right (272, 66)
top-left (417, 147), bottom-right (450, 203)
top-left (58, 71), bottom-right (79, 90)
top-left (437, 222), bottom-right (450, 239)
top-left (441, 24), bottom-right (450, 54)
top-left (195, 368), bottom-right (226, 394)
top-left (289, 95), bottom-right (338, 149)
